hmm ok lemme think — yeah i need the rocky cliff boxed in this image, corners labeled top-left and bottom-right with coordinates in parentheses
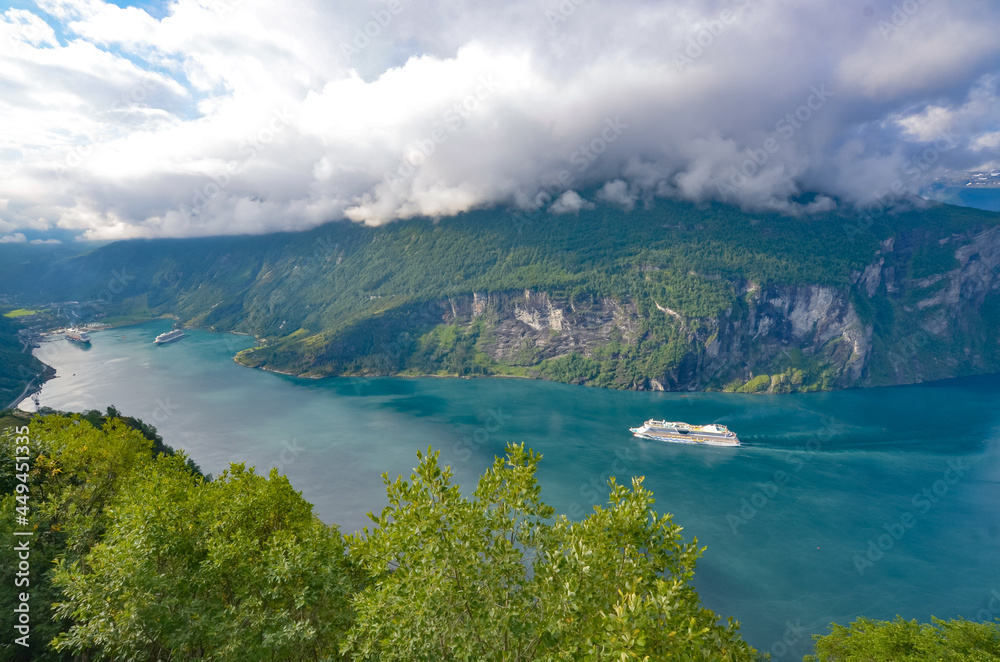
top-left (348, 224), bottom-right (1000, 393)
top-left (421, 284), bottom-right (870, 392)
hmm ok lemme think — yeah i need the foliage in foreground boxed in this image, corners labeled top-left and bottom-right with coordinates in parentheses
top-left (52, 461), bottom-right (353, 661)
top-left (2, 413), bottom-right (760, 661)
top-left (805, 616), bottom-right (1000, 661)
top-left (4, 412), bottom-right (999, 661)
top-left (345, 445), bottom-right (756, 661)
top-left (1, 415), bottom-right (354, 662)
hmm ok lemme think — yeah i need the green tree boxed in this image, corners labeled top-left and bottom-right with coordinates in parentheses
top-left (0, 414), bottom-right (160, 662)
top-left (51, 460), bottom-right (355, 661)
top-left (530, 478), bottom-right (755, 660)
top-left (804, 616), bottom-right (1000, 661)
top-left (344, 443), bottom-right (760, 661)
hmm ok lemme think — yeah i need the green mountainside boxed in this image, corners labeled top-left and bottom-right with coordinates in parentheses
top-left (0, 314), bottom-right (52, 409)
top-left (4, 198), bottom-right (1000, 392)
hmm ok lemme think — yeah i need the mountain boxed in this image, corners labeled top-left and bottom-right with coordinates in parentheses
top-left (0, 313), bottom-right (53, 408)
top-left (6, 198), bottom-right (1000, 393)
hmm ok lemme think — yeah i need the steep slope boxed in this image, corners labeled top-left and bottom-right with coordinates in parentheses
top-left (0, 314), bottom-right (53, 408)
top-left (7, 199), bottom-right (1000, 392)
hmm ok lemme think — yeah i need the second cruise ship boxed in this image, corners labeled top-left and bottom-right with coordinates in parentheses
top-left (154, 329), bottom-right (185, 344)
top-left (65, 327), bottom-right (91, 343)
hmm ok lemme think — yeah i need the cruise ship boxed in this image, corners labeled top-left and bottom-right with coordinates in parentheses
top-left (154, 329), bottom-right (185, 344)
top-left (629, 420), bottom-right (740, 447)
top-left (64, 327), bottom-right (91, 343)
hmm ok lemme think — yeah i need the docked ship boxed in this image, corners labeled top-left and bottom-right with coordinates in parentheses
top-left (154, 329), bottom-right (185, 344)
top-left (64, 327), bottom-right (91, 343)
top-left (629, 420), bottom-right (740, 447)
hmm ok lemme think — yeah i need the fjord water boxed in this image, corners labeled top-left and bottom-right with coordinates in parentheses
top-left (23, 321), bottom-right (1000, 659)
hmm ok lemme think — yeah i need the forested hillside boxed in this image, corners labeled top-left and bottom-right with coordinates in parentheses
top-left (0, 314), bottom-right (52, 409)
top-left (4, 199), bottom-right (1000, 392)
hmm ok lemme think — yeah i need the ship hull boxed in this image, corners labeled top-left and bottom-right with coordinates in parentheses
top-left (65, 329), bottom-right (91, 343)
top-left (154, 331), bottom-right (185, 344)
top-left (630, 429), bottom-right (739, 447)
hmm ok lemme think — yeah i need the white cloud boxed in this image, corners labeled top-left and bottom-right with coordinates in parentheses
top-left (549, 190), bottom-right (593, 214)
top-left (0, 233), bottom-right (27, 243)
top-left (0, 0), bottom-right (997, 240)
top-left (974, 132), bottom-right (1000, 150)
top-left (596, 180), bottom-right (635, 211)
top-left (897, 106), bottom-right (955, 142)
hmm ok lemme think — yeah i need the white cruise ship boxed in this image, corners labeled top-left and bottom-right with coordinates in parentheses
top-left (64, 327), bottom-right (91, 343)
top-left (154, 329), bottom-right (185, 344)
top-left (629, 420), bottom-right (740, 447)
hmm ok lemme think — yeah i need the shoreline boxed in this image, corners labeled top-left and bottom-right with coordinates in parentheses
top-left (4, 367), bottom-right (53, 411)
top-left (6, 316), bottom-right (176, 411)
top-left (23, 316), bottom-right (1000, 398)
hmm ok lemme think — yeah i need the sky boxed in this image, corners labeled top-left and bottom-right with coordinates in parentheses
top-left (0, 0), bottom-right (999, 241)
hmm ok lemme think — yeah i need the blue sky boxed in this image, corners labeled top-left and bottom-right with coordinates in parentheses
top-left (102, 0), bottom-right (170, 19)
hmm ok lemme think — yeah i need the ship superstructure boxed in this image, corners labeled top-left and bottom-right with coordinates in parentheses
top-left (629, 420), bottom-right (740, 446)
top-left (154, 329), bottom-right (185, 344)
top-left (64, 327), bottom-right (91, 343)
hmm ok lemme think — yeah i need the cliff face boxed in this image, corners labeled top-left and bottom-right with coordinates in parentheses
top-left (866, 224), bottom-right (1000, 384)
top-left (406, 224), bottom-right (1000, 392)
top-left (448, 289), bottom-right (642, 364)
top-left (430, 285), bottom-right (869, 392)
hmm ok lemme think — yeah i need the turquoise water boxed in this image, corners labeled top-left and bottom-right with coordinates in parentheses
top-left (22, 320), bottom-right (1000, 658)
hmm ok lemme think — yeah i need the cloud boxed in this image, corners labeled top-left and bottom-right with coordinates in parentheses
top-left (548, 190), bottom-right (593, 214)
top-left (0, 233), bottom-right (27, 243)
top-left (596, 180), bottom-right (635, 211)
top-left (30, 237), bottom-right (62, 244)
top-left (0, 0), bottom-right (998, 240)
